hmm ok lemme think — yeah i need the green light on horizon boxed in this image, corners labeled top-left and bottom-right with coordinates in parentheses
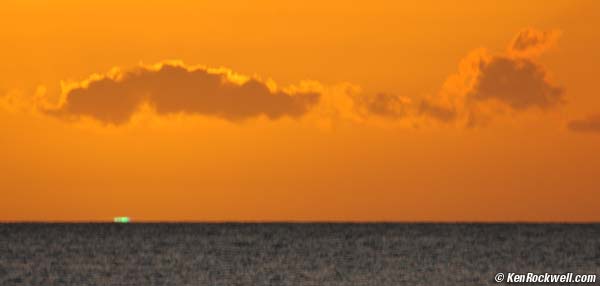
top-left (113, 217), bottom-right (130, 223)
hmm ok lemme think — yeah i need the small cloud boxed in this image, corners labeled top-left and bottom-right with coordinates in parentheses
top-left (357, 93), bottom-right (410, 118)
top-left (568, 115), bottom-right (600, 133)
top-left (418, 100), bottom-right (457, 122)
top-left (508, 28), bottom-right (561, 58)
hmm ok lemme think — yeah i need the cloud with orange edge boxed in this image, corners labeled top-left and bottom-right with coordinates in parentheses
top-left (2, 28), bottom-right (568, 129)
top-left (420, 28), bottom-right (564, 126)
top-left (47, 62), bottom-right (320, 125)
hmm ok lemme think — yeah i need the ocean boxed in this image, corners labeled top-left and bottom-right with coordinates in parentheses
top-left (1, 223), bottom-right (599, 285)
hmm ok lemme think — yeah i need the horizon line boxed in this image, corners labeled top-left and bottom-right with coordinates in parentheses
top-left (1, 220), bottom-right (600, 224)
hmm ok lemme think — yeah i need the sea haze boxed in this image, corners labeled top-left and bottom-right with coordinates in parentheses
top-left (1, 223), bottom-right (599, 285)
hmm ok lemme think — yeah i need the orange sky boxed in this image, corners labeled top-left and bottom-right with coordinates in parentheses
top-left (1, 0), bottom-right (600, 221)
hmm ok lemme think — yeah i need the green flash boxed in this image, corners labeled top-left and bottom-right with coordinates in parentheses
top-left (113, 217), bottom-right (130, 223)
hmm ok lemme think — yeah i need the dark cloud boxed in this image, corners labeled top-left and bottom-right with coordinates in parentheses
top-left (467, 56), bottom-right (564, 110)
top-left (509, 28), bottom-right (560, 58)
top-left (358, 93), bottom-right (408, 118)
top-left (413, 28), bottom-right (565, 126)
top-left (50, 64), bottom-right (320, 124)
top-left (568, 115), bottom-right (600, 133)
top-left (350, 45), bottom-right (563, 125)
top-left (418, 100), bottom-right (457, 122)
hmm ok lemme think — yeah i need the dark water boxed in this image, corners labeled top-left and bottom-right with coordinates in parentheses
top-left (1, 223), bottom-right (599, 285)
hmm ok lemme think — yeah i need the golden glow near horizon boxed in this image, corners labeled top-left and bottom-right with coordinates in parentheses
top-left (1, 0), bottom-right (600, 221)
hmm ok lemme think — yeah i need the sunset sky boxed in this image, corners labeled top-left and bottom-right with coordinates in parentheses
top-left (1, 0), bottom-right (600, 221)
